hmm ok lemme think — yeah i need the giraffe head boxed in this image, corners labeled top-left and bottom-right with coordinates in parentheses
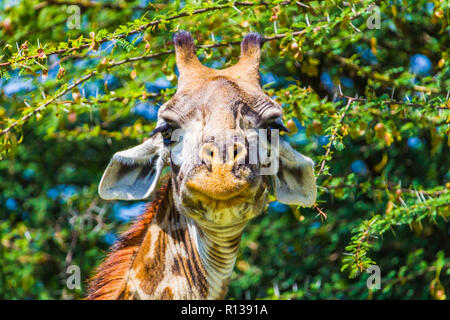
top-left (99, 31), bottom-right (317, 227)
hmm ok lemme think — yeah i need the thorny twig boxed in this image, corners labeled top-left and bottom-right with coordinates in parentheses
top-left (317, 98), bottom-right (354, 177)
top-left (0, 1), bottom-right (294, 68)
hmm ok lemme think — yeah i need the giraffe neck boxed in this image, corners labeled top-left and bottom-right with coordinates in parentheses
top-left (194, 220), bottom-right (247, 299)
top-left (88, 184), bottom-right (246, 299)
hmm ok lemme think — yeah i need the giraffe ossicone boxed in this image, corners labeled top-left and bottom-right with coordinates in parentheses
top-left (87, 31), bottom-right (317, 300)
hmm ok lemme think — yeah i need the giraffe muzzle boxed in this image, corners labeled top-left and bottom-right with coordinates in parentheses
top-left (185, 162), bottom-right (252, 201)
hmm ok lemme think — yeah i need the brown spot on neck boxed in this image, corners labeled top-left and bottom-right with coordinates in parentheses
top-left (160, 287), bottom-right (174, 300)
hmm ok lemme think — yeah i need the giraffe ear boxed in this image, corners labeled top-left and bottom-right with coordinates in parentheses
top-left (271, 138), bottom-right (317, 207)
top-left (98, 134), bottom-right (169, 200)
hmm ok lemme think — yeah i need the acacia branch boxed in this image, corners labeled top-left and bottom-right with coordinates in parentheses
top-left (338, 94), bottom-right (448, 110)
top-left (0, 48), bottom-right (172, 137)
top-left (0, 71), bottom-right (97, 137)
top-left (0, 1), bottom-right (292, 68)
top-left (323, 183), bottom-right (448, 197)
top-left (317, 98), bottom-right (353, 176)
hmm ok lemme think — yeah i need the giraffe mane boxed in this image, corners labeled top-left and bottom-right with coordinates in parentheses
top-left (86, 183), bottom-right (169, 300)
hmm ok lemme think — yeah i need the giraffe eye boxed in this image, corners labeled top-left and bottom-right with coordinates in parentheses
top-left (151, 122), bottom-right (177, 144)
top-left (267, 117), bottom-right (290, 133)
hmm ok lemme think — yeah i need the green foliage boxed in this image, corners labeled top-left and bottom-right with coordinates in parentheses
top-left (342, 192), bottom-right (449, 279)
top-left (0, 0), bottom-right (449, 299)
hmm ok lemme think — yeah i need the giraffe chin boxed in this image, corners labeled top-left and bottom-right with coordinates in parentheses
top-left (179, 181), bottom-right (268, 226)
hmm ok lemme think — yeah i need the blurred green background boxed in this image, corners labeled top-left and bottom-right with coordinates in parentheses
top-left (0, 0), bottom-right (448, 299)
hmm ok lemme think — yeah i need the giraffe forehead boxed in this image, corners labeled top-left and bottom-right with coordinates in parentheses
top-left (159, 77), bottom-right (263, 125)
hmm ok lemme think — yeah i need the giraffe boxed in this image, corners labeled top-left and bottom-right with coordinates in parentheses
top-left (87, 31), bottom-right (317, 300)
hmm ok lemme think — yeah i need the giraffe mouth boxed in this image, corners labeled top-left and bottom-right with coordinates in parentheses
top-left (185, 178), bottom-right (251, 200)
top-left (183, 163), bottom-right (255, 203)
top-left (183, 174), bottom-right (260, 211)
top-left (180, 180), bottom-right (268, 226)
top-left (187, 188), bottom-right (251, 210)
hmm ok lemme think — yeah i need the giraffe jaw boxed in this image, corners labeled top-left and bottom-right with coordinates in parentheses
top-left (178, 180), bottom-right (268, 226)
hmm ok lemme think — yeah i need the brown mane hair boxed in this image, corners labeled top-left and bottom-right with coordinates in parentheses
top-left (86, 183), bottom-right (169, 300)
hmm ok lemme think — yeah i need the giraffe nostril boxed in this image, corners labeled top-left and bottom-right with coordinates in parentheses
top-left (235, 144), bottom-right (244, 157)
top-left (233, 142), bottom-right (246, 163)
top-left (200, 142), bottom-right (246, 165)
top-left (200, 143), bottom-right (218, 164)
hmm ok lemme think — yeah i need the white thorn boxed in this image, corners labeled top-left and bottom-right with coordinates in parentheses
top-left (296, 2), bottom-right (310, 8)
top-left (232, 5), bottom-right (242, 14)
top-left (399, 196), bottom-right (407, 207)
top-left (419, 191), bottom-right (426, 202)
top-left (16, 42), bottom-right (22, 56)
top-left (350, 23), bottom-right (361, 32)
top-left (273, 282), bottom-right (280, 298)
top-left (415, 190), bottom-right (422, 202)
